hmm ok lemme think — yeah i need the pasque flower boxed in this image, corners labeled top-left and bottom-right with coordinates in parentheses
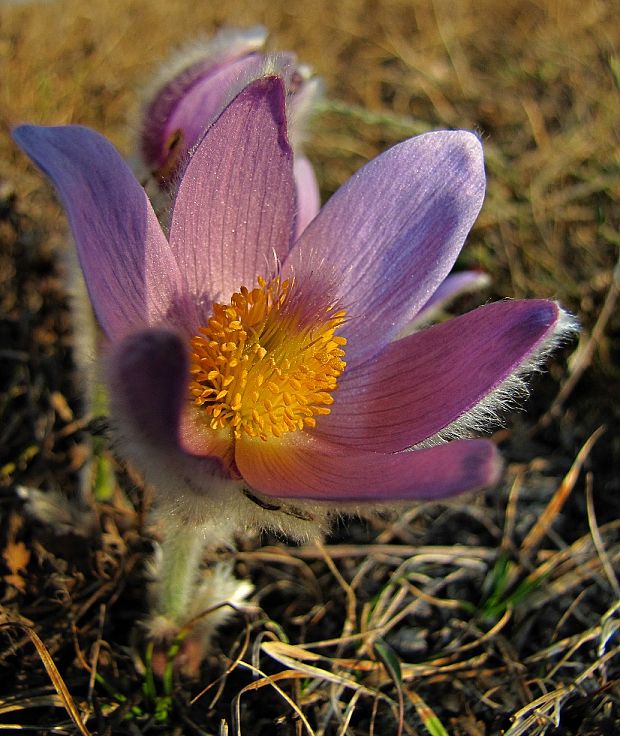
top-left (13, 74), bottom-right (574, 539)
top-left (14, 71), bottom-right (576, 672)
top-left (138, 26), bottom-right (321, 237)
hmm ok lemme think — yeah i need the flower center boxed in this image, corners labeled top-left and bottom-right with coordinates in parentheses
top-left (189, 277), bottom-right (347, 441)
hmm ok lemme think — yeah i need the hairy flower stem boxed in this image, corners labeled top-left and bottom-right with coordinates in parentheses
top-left (156, 521), bottom-right (207, 624)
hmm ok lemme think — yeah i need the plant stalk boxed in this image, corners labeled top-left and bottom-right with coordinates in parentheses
top-left (156, 521), bottom-right (206, 624)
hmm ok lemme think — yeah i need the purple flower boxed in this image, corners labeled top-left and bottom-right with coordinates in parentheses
top-left (138, 26), bottom-right (321, 238)
top-left (13, 74), bottom-right (573, 535)
top-left (401, 269), bottom-right (491, 335)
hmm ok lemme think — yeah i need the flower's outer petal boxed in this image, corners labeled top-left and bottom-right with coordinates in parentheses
top-left (410, 270), bottom-right (490, 328)
top-left (283, 131), bottom-right (485, 366)
top-left (13, 125), bottom-right (181, 341)
top-left (236, 434), bottom-right (501, 501)
top-left (107, 328), bottom-right (231, 475)
top-left (293, 155), bottom-right (320, 239)
top-left (168, 75), bottom-right (296, 307)
top-left (315, 300), bottom-right (564, 452)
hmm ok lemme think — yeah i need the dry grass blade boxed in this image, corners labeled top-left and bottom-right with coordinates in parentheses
top-left (0, 622), bottom-right (91, 736)
top-left (524, 623), bottom-right (605, 665)
top-left (404, 689), bottom-right (449, 736)
top-left (525, 548), bottom-right (620, 614)
top-left (262, 637), bottom-right (490, 682)
top-left (441, 608), bottom-right (513, 659)
top-left (540, 255), bottom-right (620, 427)
top-left (374, 640), bottom-right (404, 736)
top-left (505, 646), bottom-right (619, 736)
top-left (232, 661), bottom-right (316, 736)
top-left (0, 693), bottom-right (64, 715)
top-left (585, 473), bottom-right (620, 598)
top-left (287, 544), bottom-right (497, 562)
top-left (0, 726), bottom-right (72, 733)
top-left (315, 539), bottom-right (357, 640)
top-left (336, 688), bottom-right (363, 736)
top-left (261, 641), bottom-right (379, 696)
top-left (521, 426), bottom-right (605, 555)
top-left (190, 618), bottom-right (252, 706)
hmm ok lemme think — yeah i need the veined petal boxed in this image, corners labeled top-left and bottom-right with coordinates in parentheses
top-left (236, 434), bottom-right (501, 501)
top-left (283, 130), bottom-right (485, 366)
top-left (293, 155), bottom-right (320, 238)
top-left (168, 75), bottom-right (296, 307)
top-left (314, 300), bottom-right (569, 452)
top-left (107, 329), bottom-right (232, 480)
top-left (13, 125), bottom-right (182, 340)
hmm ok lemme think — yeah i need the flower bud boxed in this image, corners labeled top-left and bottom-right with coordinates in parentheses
top-left (139, 26), bottom-right (321, 199)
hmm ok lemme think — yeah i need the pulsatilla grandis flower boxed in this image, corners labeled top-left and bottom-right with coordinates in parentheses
top-left (14, 75), bottom-right (573, 541)
top-left (138, 26), bottom-right (320, 238)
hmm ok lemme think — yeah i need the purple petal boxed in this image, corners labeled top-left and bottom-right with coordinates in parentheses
top-left (167, 56), bottom-right (264, 156)
top-left (314, 300), bottom-right (563, 452)
top-left (236, 434), bottom-right (501, 501)
top-left (144, 54), bottom-right (266, 185)
top-left (13, 125), bottom-right (181, 340)
top-left (141, 27), bottom-right (267, 180)
top-left (413, 270), bottom-right (490, 326)
top-left (107, 328), bottom-right (232, 476)
top-left (293, 155), bottom-right (320, 238)
top-left (168, 75), bottom-right (296, 307)
top-left (283, 131), bottom-right (485, 366)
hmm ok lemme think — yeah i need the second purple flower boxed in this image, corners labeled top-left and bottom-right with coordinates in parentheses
top-left (138, 26), bottom-right (321, 238)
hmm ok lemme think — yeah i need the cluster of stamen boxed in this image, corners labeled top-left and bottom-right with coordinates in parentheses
top-left (189, 277), bottom-right (347, 441)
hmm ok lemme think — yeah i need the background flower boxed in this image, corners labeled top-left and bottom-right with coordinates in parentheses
top-left (138, 26), bottom-right (321, 238)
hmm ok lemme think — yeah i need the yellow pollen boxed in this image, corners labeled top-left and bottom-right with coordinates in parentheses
top-left (189, 277), bottom-right (347, 441)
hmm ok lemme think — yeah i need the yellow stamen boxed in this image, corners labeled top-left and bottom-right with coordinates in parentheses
top-left (189, 277), bottom-right (347, 441)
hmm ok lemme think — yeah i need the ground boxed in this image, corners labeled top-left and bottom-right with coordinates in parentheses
top-left (0, 0), bottom-right (618, 734)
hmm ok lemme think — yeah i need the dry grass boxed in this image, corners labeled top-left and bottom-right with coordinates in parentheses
top-left (0, 0), bottom-right (618, 733)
